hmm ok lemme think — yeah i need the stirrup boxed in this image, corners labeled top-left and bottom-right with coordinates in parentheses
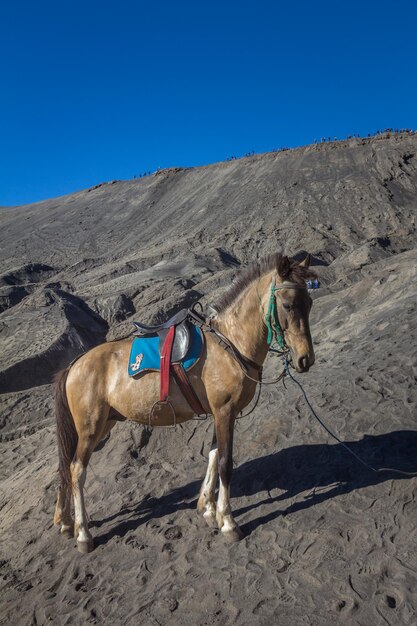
top-left (149, 400), bottom-right (177, 429)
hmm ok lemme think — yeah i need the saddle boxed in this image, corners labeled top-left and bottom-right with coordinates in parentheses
top-left (132, 307), bottom-right (205, 416)
top-left (133, 308), bottom-right (190, 362)
top-left (131, 304), bottom-right (262, 422)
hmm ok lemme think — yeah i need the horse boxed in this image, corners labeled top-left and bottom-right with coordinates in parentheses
top-left (54, 253), bottom-right (316, 553)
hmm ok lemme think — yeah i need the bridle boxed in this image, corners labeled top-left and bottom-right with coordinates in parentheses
top-left (232, 276), bottom-right (310, 416)
top-left (190, 276), bottom-right (309, 388)
top-left (261, 276), bottom-right (308, 354)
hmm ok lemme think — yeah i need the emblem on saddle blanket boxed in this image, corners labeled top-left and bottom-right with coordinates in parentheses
top-left (128, 325), bottom-right (203, 377)
top-left (130, 353), bottom-right (144, 372)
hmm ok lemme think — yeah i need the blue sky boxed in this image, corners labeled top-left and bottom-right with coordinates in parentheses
top-left (1, 0), bottom-right (416, 206)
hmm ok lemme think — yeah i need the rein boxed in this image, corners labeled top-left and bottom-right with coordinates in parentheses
top-left (195, 283), bottom-right (417, 476)
top-left (188, 305), bottom-right (263, 379)
top-left (284, 358), bottom-right (417, 477)
top-left (258, 281), bottom-right (417, 476)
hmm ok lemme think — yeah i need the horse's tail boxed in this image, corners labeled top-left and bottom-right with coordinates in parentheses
top-left (54, 368), bottom-right (78, 494)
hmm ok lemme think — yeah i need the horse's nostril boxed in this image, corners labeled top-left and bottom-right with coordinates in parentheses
top-left (299, 356), bottom-right (309, 370)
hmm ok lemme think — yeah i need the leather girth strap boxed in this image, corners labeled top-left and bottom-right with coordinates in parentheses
top-left (172, 363), bottom-right (206, 416)
top-left (160, 325), bottom-right (206, 416)
top-left (160, 325), bottom-right (175, 402)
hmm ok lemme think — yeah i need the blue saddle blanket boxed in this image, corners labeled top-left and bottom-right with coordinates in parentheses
top-left (128, 326), bottom-right (203, 377)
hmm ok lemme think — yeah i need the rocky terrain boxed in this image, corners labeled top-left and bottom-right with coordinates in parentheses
top-left (1, 133), bottom-right (417, 625)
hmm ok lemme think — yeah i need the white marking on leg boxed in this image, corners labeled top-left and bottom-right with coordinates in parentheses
top-left (202, 449), bottom-right (218, 523)
top-left (217, 477), bottom-right (237, 533)
top-left (203, 450), bottom-right (218, 497)
top-left (198, 449), bottom-right (218, 525)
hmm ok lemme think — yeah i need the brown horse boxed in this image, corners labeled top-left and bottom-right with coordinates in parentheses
top-left (54, 253), bottom-right (316, 552)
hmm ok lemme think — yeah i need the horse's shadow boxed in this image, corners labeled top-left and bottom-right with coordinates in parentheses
top-left (92, 429), bottom-right (417, 546)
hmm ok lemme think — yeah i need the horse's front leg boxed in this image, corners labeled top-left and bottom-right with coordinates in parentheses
top-left (197, 429), bottom-right (218, 528)
top-left (214, 409), bottom-right (243, 542)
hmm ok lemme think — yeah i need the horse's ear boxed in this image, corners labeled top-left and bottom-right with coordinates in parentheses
top-left (277, 255), bottom-right (291, 280)
top-left (299, 253), bottom-right (311, 268)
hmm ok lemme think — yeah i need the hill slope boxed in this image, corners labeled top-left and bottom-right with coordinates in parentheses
top-left (1, 133), bottom-right (417, 625)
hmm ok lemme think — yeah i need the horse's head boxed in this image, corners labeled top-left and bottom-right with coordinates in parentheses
top-left (274, 254), bottom-right (316, 373)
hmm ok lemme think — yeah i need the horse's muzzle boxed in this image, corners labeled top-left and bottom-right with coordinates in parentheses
top-left (295, 354), bottom-right (315, 373)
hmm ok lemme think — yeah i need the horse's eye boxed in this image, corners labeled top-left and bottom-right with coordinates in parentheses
top-left (282, 303), bottom-right (292, 312)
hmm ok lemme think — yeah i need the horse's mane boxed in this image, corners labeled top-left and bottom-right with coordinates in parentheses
top-left (215, 252), bottom-right (314, 313)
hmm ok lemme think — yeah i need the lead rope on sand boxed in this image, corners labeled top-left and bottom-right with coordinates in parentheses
top-left (284, 358), bottom-right (417, 477)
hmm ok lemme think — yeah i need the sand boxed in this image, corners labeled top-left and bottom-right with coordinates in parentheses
top-left (1, 133), bottom-right (417, 625)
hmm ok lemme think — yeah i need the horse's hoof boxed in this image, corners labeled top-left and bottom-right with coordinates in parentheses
top-left (77, 539), bottom-right (94, 554)
top-left (203, 511), bottom-right (218, 529)
top-left (61, 526), bottom-right (74, 539)
top-left (222, 527), bottom-right (244, 543)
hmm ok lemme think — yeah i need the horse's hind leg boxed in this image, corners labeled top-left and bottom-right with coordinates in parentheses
top-left (71, 417), bottom-right (114, 553)
top-left (54, 485), bottom-right (73, 538)
top-left (71, 436), bottom-right (97, 554)
top-left (197, 428), bottom-right (218, 528)
top-left (71, 457), bottom-right (93, 553)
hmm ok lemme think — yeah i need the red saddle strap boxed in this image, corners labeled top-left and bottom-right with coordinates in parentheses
top-left (160, 326), bottom-right (175, 402)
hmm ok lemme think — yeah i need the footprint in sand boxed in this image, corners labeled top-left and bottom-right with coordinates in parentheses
top-left (335, 597), bottom-right (359, 617)
top-left (124, 535), bottom-right (146, 550)
top-left (253, 598), bottom-right (278, 615)
top-left (287, 576), bottom-right (298, 590)
top-left (164, 526), bottom-right (182, 540)
top-left (400, 544), bottom-right (417, 571)
top-left (324, 543), bottom-right (344, 561)
top-left (359, 561), bottom-right (384, 576)
top-left (375, 590), bottom-right (404, 624)
top-left (276, 590), bottom-right (295, 606)
top-left (73, 572), bottom-right (94, 593)
top-left (254, 573), bottom-right (280, 597)
top-left (269, 557), bottom-right (291, 573)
